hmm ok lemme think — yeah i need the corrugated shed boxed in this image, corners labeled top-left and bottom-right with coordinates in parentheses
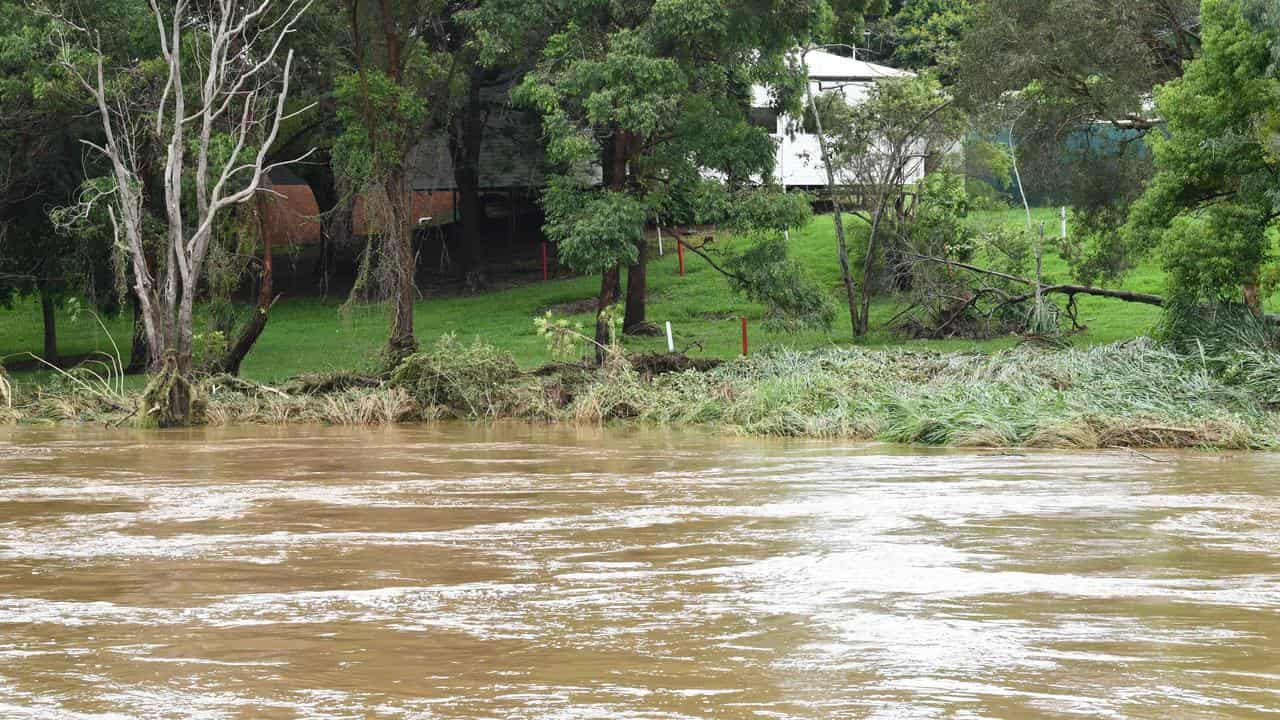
top-left (260, 169), bottom-right (321, 245)
top-left (351, 191), bottom-right (459, 237)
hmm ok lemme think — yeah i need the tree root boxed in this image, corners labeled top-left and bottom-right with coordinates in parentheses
top-left (140, 354), bottom-right (201, 428)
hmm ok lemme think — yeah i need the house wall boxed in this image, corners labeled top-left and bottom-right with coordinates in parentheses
top-left (762, 79), bottom-right (926, 189)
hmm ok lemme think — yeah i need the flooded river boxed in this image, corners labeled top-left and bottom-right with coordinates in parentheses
top-left (0, 425), bottom-right (1277, 719)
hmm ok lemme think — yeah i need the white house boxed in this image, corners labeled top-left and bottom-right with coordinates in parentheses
top-left (751, 49), bottom-right (918, 189)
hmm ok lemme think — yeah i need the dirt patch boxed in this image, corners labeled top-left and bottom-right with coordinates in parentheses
top-left (629, 352), bottom-right (723, 376)
top-left (624, 321), bottom-right (663, 337)
top-left (282, 372), bottom-right (383, 395)
top-left (532, 353), bottom-right (722, 379)
top-left (538, 298), bottom-right (599, 316)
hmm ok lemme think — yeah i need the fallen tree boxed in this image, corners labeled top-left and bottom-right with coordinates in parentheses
top-left (901, 252), bottom-right (1280, 338)
top-left (906, 252), bottom-right (1165, 305)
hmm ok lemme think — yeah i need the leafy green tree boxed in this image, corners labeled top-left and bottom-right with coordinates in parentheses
top-left (1124, 0), bottom-right (1280, 310)
top-left (870, 0), bottom-right (974, 82)
top-left (0, 55), bottom-right (82, 361)
top-left (516, 0), bottom-right (848, 349)
top-left (335, 0), bottom-right (545, 359)
top-left (958, 0), bottom-right (1199, 131)
top-left (334, 0), bottom-right (451, 363)
top-left (206, 1), bottom-right (350, 376)
top-left (956, 0), bottom-right (1201, 282)
top-left (0, 2), bottom-right (139, 361)
top-left (1244, 0), bottom-right (1279, 165)
top-left (443, 0), bottom-right (554, 291)
top-left (825, 0), bottom-right (891, 46)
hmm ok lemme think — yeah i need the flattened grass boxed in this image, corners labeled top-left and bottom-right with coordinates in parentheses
top-left (547, 340), bottom-right (1278, 449)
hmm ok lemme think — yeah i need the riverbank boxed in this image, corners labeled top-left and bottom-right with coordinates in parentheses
top-left (2, 209), bottom-right (1177, 385)
top-left (5, 338), bottom-right (1278, 450)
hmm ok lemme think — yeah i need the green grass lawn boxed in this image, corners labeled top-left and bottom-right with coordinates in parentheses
top-left (4, 207), bottom-right (1263, 386)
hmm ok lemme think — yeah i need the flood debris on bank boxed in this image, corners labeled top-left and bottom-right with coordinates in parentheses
top-left (4, 337), bottom-right (1279, 450)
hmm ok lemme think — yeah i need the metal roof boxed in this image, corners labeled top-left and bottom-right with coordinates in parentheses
top-left (799, 49), bottom-right (914, 81)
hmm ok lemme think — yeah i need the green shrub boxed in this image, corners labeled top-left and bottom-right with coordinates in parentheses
top-left (965, 178), bottom-right (1012, 212)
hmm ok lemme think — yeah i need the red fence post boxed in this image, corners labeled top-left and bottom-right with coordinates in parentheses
top-left (741, 317), bottom-right (748, 356)
top-left (541, 242), bottom-right (549, 281)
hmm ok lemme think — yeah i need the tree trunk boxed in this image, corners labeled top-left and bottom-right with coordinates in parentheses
top-left (833, 205), bottom-right (861, 339)
top-left (451, 71), bottom-right (487, 292)
top-left (308, 162), bottom-right (342, 297)
top-left (385, 168), bottom-right (418, 364)
top-left (594, 266), bottom-right (621, 363)
top-left (624, 234), bottom-right (648, 332)
top-left (130, 278), bottom-right (196, 425)
top-left (141, 351), bottom-right (197, 428)
top-left (857, 202), bottom-right (887, 337)
top-left (140, 294), bottom-right (166, 374)
top-left (39, 288), bottom-right (57, 362)
top-left (1244, 282), bottom-right (1262, 318)
top-left (598, 129), bottom-right (637, 352)
top-left (220, 225), bottom-right (275, 376)
top-left (137, 284), bottom-right (194, 425)
top-left (128, 300), bottom-right (147, 374)
top-left (800, 52), bottom-right (860, 341)
top-left (176, 276), bottom-right (196, 377)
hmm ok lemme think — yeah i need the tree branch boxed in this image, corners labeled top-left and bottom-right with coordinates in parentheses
top-left (669, 231), bottom-right (747, 285)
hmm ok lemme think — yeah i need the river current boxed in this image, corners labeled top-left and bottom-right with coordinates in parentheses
top-left (0, 425), bottom-right (1276, 718)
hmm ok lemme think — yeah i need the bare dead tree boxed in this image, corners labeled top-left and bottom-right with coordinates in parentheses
top-left (59, 0), bottom-right (314, 423)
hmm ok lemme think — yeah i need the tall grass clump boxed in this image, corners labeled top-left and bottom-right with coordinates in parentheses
top-left (1157, 299), bottom-right (1280, 407)
top-left (8, 317), bottom-right (134, 424)
top-left (390, 334), bottom-right (526, 418)
top-left (15, 354), bottom-right (135, 424)
top-left (202, 375), bottom-right (426, 426)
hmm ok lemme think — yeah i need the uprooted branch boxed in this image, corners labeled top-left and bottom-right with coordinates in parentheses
top-left (903, 252), bottom-right (1280, 331)
top-left (907, 251), bottom-right (1157, 305)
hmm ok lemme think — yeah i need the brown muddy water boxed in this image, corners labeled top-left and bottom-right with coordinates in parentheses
top-left (0, 425), bottom-right (1277, 719)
